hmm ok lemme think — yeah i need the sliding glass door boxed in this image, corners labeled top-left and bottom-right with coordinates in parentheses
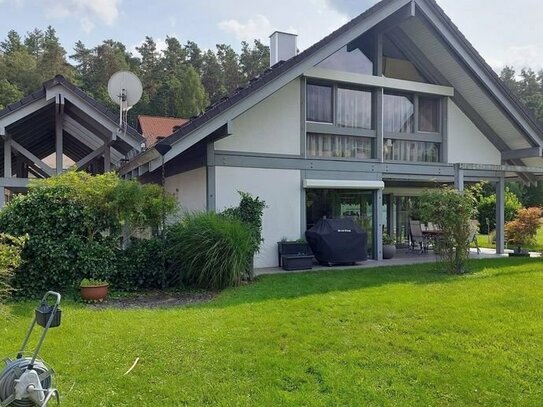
top-left (305, 189), bottom-right (374, 258)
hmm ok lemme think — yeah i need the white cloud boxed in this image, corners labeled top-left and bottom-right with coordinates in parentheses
top-left (41, 0), bottom-right (121, 32)
top-left (218, 15), bottom-right (274, 43)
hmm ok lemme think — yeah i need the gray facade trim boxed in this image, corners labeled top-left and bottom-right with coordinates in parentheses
top-left (501, 147), bottom-right (542, 161)
top-left (206, 142), bottom-right (216, 211)
top-left (300, 170), bottom-right (306, 237)
top-left (441, 94), bottom-right (448, 161)
top-left (374, 189), bottom-right (383, 260)
top-left (307, 122), bottom-right (376, 137)
top-left (384, 131), bottom-right (442, 143)
top-left (495, 174), bottom-right (505, 254)
top-left (375, 88), bottom-right (384, 162)
top-left (305, 67), bottom-right (454, 96)
top-left (300, 77), bottom-right (307, 157)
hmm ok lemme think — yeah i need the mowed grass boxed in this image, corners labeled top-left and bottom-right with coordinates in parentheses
top-left (1, 258), bottom-right (543, 406)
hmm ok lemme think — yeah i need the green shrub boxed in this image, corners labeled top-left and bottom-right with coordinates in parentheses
top-left (420, 187), bottom-right (478, 274)
top-left (221, 191), bottom-right (266, 279)
top-left (114, 238), bottom-right (175, 291)
top-left (0, 172), bottom-right (176, 297)
top-left (476, 190), bottom-right (522, 234)
top-left (0, 234), bottom-right (26, 311)
top-left (167, 212), bottom-right (253, 290)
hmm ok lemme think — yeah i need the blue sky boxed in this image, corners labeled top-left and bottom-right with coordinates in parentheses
top-left (1, 0), bottom-right (542, 72)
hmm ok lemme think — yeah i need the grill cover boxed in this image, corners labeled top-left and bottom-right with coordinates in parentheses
top-left (305, 218), bottom-right (368, 265)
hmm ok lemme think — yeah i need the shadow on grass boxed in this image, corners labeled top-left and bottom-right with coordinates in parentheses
top-left (201, 257), bottom-right (542, 309)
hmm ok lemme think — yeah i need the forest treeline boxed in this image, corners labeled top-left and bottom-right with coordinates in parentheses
top-left (0, 26), bottom-right (270, 123)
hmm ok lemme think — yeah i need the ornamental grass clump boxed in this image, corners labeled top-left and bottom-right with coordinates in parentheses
top-left (167, 212), bottom-right (253, 290)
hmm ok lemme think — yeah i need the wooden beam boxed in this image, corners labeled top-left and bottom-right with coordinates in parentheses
top-left (0, 177), bottom-right (30, 188)
top-left (501, 147), bottom-right (542, 161)
top-left (10, 139), bottom-right (54, 177)
top-left (4, 136), bottom-right (11, 178)
top-left (55, 94), bottom-right (64, 174)
top-left (75, 145), bottom-right (105, 170)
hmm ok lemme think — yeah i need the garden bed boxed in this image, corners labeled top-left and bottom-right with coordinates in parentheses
top-left (89, 290), bottom-right (216, 309)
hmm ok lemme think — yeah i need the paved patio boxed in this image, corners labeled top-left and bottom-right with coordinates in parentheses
top-left (256, 247), bottom-right (540, 276)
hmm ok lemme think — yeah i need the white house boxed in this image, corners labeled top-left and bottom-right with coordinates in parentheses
top-left (121, 0), bottom-right (543, 268)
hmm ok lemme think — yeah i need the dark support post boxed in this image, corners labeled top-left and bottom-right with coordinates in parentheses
top-left (4, 135), bottom-right (11, 178)
top-left (495, 174), bottom-right (505, 254)
top-left (375, 88), bottom-right (384, 162)
top-left (206, 142), bottom-right (216, 211)
top-left (374, 188), bottom-right (383, 261)
top-left (55, 95), bottom-right (64, 174)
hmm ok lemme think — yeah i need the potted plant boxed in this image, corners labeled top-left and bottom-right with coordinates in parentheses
top-left (80, 278), bottom-right (109, 302)
top-left (382, 232), bottom-right (396, 260)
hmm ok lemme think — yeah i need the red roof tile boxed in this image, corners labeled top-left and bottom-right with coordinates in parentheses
top-left (137, 115), bottom-right (188, 146)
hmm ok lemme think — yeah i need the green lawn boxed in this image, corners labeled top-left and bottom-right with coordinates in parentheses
top-left (1, 258), bottom-right (543, 406)
top-left (476, 221), bottom-right (543, 251)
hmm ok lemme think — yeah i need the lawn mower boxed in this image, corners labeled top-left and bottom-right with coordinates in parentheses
top-left (0, 291), bottom-right (62, 406)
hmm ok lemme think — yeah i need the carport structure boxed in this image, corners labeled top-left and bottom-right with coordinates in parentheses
top-left (0, 75), bottom-right (144, 205)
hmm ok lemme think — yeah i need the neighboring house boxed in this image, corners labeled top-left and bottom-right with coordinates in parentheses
top-left (137, 115), bottom-right (188, 147)
top-left (121, 0), bottom-right (543, 268)
top-left (0, 75), bottom-right (144, 205)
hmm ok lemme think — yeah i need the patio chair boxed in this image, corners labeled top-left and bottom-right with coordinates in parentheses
top-left (468, 219), bottom-right (480, 254)
top-left (409, 220), bottom-right (430, 254)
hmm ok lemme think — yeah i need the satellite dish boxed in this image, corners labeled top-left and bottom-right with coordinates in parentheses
top-left (107, 70), bottom-right (143, 109)
top-left (107, 70), bottom-right (143, 134)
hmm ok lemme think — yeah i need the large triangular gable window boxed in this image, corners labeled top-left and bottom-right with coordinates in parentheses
top-left (382, 34), bottom-right (428, 83)
top-left (317, 33), bottom-right (374, 75)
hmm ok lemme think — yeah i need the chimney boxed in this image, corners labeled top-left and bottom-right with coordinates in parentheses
top-left (269, 31), bottom-right (298, 67)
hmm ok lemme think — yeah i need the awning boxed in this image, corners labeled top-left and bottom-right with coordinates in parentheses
top-left (303, 179), bottom-right (385, 189)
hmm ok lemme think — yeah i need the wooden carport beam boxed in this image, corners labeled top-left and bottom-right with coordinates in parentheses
top-left (75, 145), bottom-right (106, 170)
top-left (501, 147), bottom-right (542, 161)
top-left (55, 94), bottom-right (64, 174)
top-left (10, 139), bottom-right (54, 177)
top-left (1, 129), bottom-right (12, 178)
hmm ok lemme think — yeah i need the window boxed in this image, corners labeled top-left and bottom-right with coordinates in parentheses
top-left (419, 97), bottom-right (440, 133)
top-left (317, 45), bottom-right (374, 75)
top-left (384, 93), bottom-right (414, 133)
top-left (337, 88), bottom-right (372, 129)
top-left (307, 84), bottom-right (333, 123)
top-left (307, 133), bottom-right (373, 159)
top-left (382, 35), bottom-right (428, 83)
top-left (384, 140), bottom-right (439, 162)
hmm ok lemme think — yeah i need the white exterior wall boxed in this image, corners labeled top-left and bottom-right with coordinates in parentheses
top-left (214, 79), bottom-right (301, 155)
top-left (215, 166), bottom-right (302, 268)
top-left (164, 167), bottom-right (207, 214)
top-left (447, 98), bottom-right (501, 165)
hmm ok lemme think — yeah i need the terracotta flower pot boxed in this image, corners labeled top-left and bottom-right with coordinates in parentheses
top-left (80, 284), bottom-right (109, 302)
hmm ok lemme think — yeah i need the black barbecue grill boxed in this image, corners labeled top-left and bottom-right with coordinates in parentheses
top-left (305, 218), bottom-right (368, 266)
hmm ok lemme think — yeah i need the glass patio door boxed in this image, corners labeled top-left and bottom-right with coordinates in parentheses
top-left (305, 189), bottom-right (374, 258)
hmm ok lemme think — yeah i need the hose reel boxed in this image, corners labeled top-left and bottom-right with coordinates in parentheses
top-left (0, 292), bottom-right (62, 406)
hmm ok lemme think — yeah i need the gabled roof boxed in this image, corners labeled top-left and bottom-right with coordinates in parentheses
top-left (137, 115), bottom-right (188, 146)
top-left (121, 0), bottom-right (543, 176)
top-left (0, 75), bottom-right (144, 142)
top-left (0, 75), bottom-right (145, 172)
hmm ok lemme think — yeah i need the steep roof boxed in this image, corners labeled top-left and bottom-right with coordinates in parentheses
top-left (137, 115), bottom-right (188, 146)
top-left (121, 0), bottom-right (543, 176)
